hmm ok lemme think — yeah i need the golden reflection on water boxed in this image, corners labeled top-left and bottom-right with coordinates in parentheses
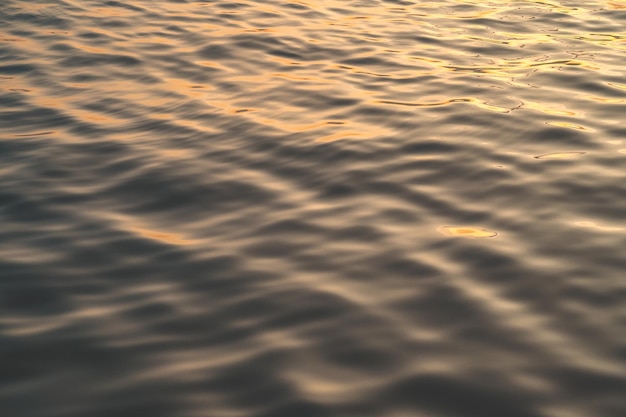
top-left (575, 222), bottom-right (624, 232)
top-left (4, 0), bottom-right (622, 145)
top-left (586, 96), bottom-right (626, 104)
top-left (315, 131), bottom-right (367, 143)
top-left (12, 131), bottom-right (55, 137)
top-left (545, 121), bottom-right (589, 131)
top-left (607, 82), bottom-right (626, 91)
top-left (132, 0), bottom-right (622, 141)
top-left (438, 226), bottom-right (498, 238)
top-left (378, 97), bottom-right (519, 113)
top-left (131, 227), bottom-right (196, 246)
top-left (160, 149), bottom-right (193, 159)
top-left (534, 152), bottom-right (586, 160)
top-left (521, 101), bottom-right (578, 117)
top-left (606, 1), bottom-right (626, 9)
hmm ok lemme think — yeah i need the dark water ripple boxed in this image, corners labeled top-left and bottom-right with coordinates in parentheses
top-left (1, 1), bottom-right (626, 416)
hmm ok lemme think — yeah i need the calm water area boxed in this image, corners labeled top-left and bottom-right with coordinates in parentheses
top-left (1, 1), bottom-right (626, 416)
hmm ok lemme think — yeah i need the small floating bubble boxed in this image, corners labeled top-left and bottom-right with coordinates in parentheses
top-left (534, 151), bottom-right (585, 160)
top-left (438, 226), bottom-right (498, 238)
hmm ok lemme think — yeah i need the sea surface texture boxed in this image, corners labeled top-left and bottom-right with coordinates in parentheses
top-left (1, 1), bottom-right (626, 416)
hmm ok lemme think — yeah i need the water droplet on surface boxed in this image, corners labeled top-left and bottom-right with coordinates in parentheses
top-left (438, 226), bottom-right (498, 238)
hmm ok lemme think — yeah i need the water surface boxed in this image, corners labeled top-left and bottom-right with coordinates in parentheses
top-left (1, 1), bottom-right (626, 416)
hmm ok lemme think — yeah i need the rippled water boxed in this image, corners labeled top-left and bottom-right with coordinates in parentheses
top-left (1, 1), bottom-right (626, 416)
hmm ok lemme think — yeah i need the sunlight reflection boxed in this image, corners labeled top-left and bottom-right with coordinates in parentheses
top-left (131, 227), bottom-right (196, 246)
top-left (438, 226), bottom-right (498, 238)
top-left (575, 222), bottom-right (624, 232)
top-left (535, 152), bottom-right (586, 160)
